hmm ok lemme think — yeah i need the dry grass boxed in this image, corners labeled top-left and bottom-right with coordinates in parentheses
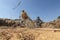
top-left (0, 27), bottom-right (60, 40)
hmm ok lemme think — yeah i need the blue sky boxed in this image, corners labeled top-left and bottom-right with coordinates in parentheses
top-left (0, 0), bottom-right (60, 22)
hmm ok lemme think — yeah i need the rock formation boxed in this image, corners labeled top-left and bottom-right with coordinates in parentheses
top-left (0, 10), bottom-right (60, 28)
top-left (34, 16), bottom-right (43, 28)
top-left (20, 10), bottom-right (35, 28)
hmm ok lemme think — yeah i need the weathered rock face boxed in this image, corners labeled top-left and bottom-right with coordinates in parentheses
top-left (0, 10), bottom-right (60, 28)
top-left (25, 19), bottom-right (35, 28)
top-left (41, 18), bottom-right (60, 28)
top-left (53, 19), bottom-right (60, 28)
top-left (41, 22), bottom-right (55, 28)
top-left (20, 10), bottom-right (35, 28)
top-left (21, 10), bottom-right (28, 20)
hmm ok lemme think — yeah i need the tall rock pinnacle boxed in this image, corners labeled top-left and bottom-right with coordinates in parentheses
top-left (20, 10), bottom-right (35, 28)
top-left (21, 10), bottom-right (28, 20)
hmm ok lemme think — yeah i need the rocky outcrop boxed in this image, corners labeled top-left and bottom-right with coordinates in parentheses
top-left (0, 10), bottom-right (60, 28)
top-left (34, 16), bottom-right (43, 28)
top-left (41, 18), bottom-right (60, 28)
top-left (20, 10), bottom-right (35, 28)
top-left (0, 18), bottom-right (20, 27)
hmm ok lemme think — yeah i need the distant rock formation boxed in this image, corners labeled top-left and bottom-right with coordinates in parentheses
top-left (0, 18), bottom-right (20, 27)
top-left (20, 10), bottom-right (28, 20)
top-left (41, 16), bottom-right (60, 28)
top-left (20, 10), bottom-right (35, 28)
top-left (34, 16), bottom-right (43, 28)
top-left (0, 10), bottom-right (60, 28)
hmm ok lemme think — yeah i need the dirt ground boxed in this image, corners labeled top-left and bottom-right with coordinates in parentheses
top-left (0, 27), bottom-right (60, 40)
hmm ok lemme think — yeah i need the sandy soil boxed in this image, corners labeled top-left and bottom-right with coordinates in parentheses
top-left (0, 27), bottom-right (60, 40)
